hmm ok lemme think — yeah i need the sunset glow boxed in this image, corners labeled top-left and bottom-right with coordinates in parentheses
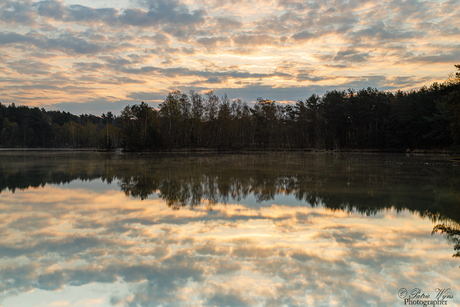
top-left (0, 0), bottom-right (459, 114)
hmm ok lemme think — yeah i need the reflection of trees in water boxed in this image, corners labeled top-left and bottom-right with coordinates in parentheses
top-left (433, 224), bottom-right (460, 257)
top-left (116, 155), bottom-right (328, 209)
top-left (1, 153), bottom-right (458, 213)
top-left (1, 152), bottom-right (460, 256)
top-left (431, 178), bottom-right (460, 258)
top-left (0, 152), bottom-right (115, 193)
top-left (1, 153), bottom-right (458, 216)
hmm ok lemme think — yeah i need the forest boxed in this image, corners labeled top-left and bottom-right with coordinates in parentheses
top-left (1, 64), bottom-right (459, 152)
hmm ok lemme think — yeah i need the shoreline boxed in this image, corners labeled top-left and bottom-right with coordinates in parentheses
top-left (0, 148), bottom-right (98, 152)
top-left (0, 147), bottom-right (454, 155)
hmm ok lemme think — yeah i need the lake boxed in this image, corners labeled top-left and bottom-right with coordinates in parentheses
top-left (0, 152), bottom-right (459, 307)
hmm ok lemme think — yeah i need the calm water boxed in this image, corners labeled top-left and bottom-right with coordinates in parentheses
top-left (0, 152), bottom-right (459, 307)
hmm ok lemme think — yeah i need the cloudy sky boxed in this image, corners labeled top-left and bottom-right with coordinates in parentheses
top-left (0, 0), bottom-right (459, 114)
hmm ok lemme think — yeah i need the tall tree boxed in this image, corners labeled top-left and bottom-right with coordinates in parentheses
top-left (120, 102), bottom-right (162, 151)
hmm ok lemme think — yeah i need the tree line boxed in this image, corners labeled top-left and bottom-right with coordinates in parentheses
top-left (0, 104), bottom-right (119, 148)
top-left (1, 65), bottom-right (459, 151)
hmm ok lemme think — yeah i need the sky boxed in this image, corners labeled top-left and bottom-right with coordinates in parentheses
top-left (0, 0), bottom-right (459, 115)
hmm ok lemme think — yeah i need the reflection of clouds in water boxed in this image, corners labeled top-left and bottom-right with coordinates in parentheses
top-left (0, 186), bottom-right (459, 307)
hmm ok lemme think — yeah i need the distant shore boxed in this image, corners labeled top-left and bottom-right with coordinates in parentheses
top-left (0, 148), bottom-right (98, 151)
top-left (0, 147), bottom-right (454, 155)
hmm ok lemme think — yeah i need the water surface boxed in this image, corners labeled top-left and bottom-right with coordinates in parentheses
top-left (0, 152), bottom-right (459, 307)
